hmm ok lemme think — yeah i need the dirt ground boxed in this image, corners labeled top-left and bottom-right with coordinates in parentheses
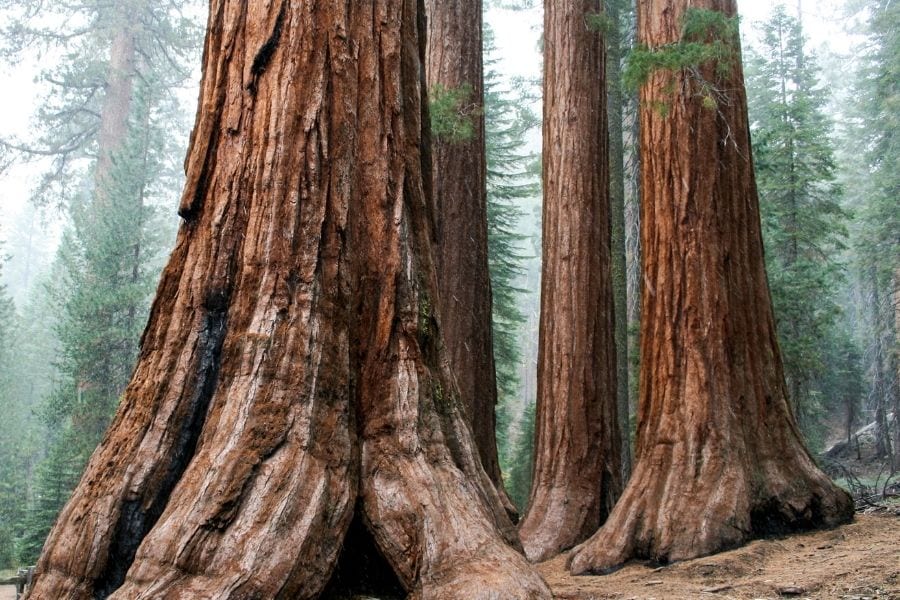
top-left (2, 514), bottom-right (896, 599)
top-left (540, 513), bottom-right (900, 600)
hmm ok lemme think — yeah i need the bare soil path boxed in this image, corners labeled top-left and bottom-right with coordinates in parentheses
top-left (540, 514), bottom-right (900, 599)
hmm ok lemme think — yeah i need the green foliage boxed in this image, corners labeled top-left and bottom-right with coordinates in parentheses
top-left (0, 0), bottom-right (202, 562)
top-left (0, 246), bottom-right (23, 567)
top-left (505, 398), bottom-right (535, 510)
top-left (429, 83), bottom-right (478, 143)
top-left (623, 8), bottom-right (739, 109)
top-left (746, 6), bottom-right (854, 446)
top-left (16, 431), bottom-right (82, 565)
top-left (0, 244), bottom-right (14, 393)
top-left (586, 12), bottom-right (615, 37)
top-left (0, 0), bottom-right (202, 208)
top-left (0, 264), bottom-right (58, 567)
top-left (482, 26), bottom-right (539, 484)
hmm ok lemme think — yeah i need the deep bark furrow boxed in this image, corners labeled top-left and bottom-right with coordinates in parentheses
top-left (93, 307), bottom-right (229, 599)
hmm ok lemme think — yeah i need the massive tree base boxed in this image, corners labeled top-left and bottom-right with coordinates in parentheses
top-left (568, 452), bottom-right (853, 574)
top-left (25, 1), bottom-right (550, 599)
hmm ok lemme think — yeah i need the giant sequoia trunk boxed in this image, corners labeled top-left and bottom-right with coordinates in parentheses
top-left (518, 0), bottom-right (622, 563)
top-left (568, 0), bottom-right (854, 574)
top-left (424, 0), bottom-right (515, 518)
top-left (26, 2), bottom-right (550, 599)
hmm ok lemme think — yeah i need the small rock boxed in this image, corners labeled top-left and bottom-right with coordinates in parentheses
top-left (778, 586), bottom-right (806, 596)
top-left (701, 584), bottom-right (733, 593)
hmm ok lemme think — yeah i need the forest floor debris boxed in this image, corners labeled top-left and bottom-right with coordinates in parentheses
top-left (540, 514), bottom-right (900, 599)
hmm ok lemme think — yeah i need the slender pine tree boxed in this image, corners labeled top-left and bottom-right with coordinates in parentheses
top-left (483, 26), bottom-right (540, 476)
top-left (0, 0), bottom-right (202, 558)
top-left (26, 71), bottom-right (189, 557)
top-left (853, 0), bottom-right (899, 463)
top-left (746, 6), bottom-right (852, 447)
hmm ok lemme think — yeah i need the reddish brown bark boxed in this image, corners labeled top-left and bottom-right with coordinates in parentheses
top-left (25, 2), bottom-right (550, 598)
top-left (424, 0), bottom-right (516, 518)
top-left (518, 0), bottom-right (622, 563)
top-left (568, 0), bottom-right (853, 574)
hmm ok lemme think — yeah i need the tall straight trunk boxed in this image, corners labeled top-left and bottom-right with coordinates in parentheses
top-left (95, 19), bottom-right (137, 203)
top-left (872, 271), bottom-right (893, 460)
top-left (76, 13), bottom-right (139, 439)
top-left (625, 74), bottom-right (642, 409)
top-left (26, 2), bottom-right (551, 599)
top-left (569, 0), bottom-right (853, 574)
top-left (893, 267), bottom-right (900, 465)
top-left (424, 0), bottom-right (515, 519)
top-left (518, 0), bottom-right (622, 563)
top-left (606, 0), bottom-right (632, 481)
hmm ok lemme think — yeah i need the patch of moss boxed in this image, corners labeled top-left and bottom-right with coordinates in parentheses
top-left (429, 83), bottom-right (479, 143)
top-left (624, 8), bottom-right (740, 110)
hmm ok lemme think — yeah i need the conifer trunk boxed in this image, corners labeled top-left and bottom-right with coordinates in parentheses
top-left (893, 267), bottom-right (900, 465)
top-left (26, 2), bottom-right (550, 598)
top-left (606, 0), bottom-right (633, 481)
top-left (568, 0), bottom-right (853, 574)
top-left (872, 272), bottom-right (894, 460)
top-left (518, 0), bottom-right (622, 563)
top-left (95, 21), bottom-right (136, 197)
top-left (424, 0), bottom-right (515, 519)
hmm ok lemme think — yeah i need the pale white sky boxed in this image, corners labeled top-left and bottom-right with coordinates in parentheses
top-left (0, 0), bottom-right (864, 251)
top-left (484, 0), bottom-right (858, 79)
